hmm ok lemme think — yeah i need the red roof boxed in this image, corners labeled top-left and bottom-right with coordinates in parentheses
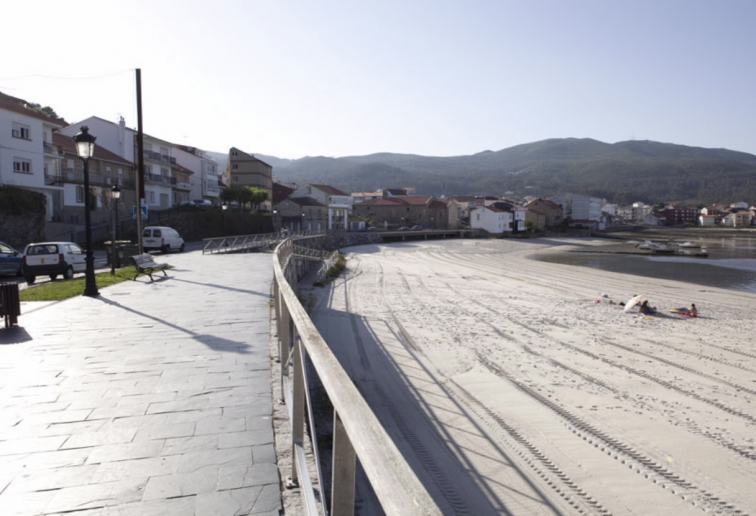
top-left (0, 97), bottom-right (67, 126)
top-left (310, 184), bottom-right (349, 196)
top-left (53, 133), bottom-right (133, 166)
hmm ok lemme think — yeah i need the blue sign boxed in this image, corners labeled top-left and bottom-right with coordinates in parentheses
top-left (132, 205), bottom-right (148, 220)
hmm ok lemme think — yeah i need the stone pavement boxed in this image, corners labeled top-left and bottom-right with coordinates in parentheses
top-left (0, 250), bottom-right (281, 516)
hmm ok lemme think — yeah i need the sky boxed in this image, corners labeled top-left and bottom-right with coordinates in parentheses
top-left (3, 0), bottom-right (755, 159)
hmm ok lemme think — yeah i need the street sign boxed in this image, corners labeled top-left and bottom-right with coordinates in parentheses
top-left (132, 205), bottom-right (148, 220)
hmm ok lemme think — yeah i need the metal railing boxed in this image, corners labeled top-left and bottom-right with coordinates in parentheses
top-left (202, 230), bottom-right (325, 255)
top-left (272, 236), bottom-right (442, 516)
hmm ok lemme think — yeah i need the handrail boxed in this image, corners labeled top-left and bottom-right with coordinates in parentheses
top-left (273, 236), bottom-right (442, 516)
top-left (202, 230), bottom-right (326, 254)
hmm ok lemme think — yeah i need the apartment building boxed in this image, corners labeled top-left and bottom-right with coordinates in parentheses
top-left (0, 96), bottom-right (66, 220)
top-left (174, 145), bottom-right (221, 204)
top-left (226, 148), bottom-right (272, 210)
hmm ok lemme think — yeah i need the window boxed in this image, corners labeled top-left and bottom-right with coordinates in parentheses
top-left (232, 163), bottom-right (238, 170)
top-left (233, 175), bottom-right (239, 182)
top-left (149, 191), bottom-right (156, 204)
top-left (106, 166), bottom-right (112, 184)
top-left (161, 167), bottom-right (169, 176)
top-left (66, 159), bottom-right (75, 173)
top-left (118, 168), bottom-right (123, 185)
top-left (13, 158), bottom-right (31, 173)
top-left (12, 123), bottom-right (30, 140)
top-left (76, 186), bottom-right (84, 203)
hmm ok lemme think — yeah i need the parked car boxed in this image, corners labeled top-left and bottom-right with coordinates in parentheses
top-left (0, 241), bottom-right (24, 276)
top-left (142, 226), bottom-right (185, 253)
top-left (410, 225), bottom-right (423, 230)
top-left (366, 227), bottom-right (382, 232)
top-left (22, 242), bottom-right (86, 284)
top-left (192, 199), bottom-right (212, 207)
top-left (398, 226), bottom-right (411, 231)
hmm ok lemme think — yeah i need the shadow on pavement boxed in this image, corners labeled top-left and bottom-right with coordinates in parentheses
top-left (98, 296), bottom-right (254, 354)
top-left (170, 277), bottom-right (272, 298)
top-left (0, 326), bottom-right (32, 345)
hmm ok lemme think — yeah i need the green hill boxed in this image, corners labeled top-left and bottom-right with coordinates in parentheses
top-left (259, 138), bottom-right (756, 203)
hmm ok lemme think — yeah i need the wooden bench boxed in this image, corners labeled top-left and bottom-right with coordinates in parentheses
top-left (131, 253), bottom-right (169, 281)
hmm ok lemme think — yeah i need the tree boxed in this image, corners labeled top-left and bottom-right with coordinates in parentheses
top-left (26, 103), bottom-right (60, 120)
top-left (249, 188), bottom-right (269, 211)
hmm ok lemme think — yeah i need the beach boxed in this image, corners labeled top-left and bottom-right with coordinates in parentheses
top-left (306, 238), bottom-right (756, 515)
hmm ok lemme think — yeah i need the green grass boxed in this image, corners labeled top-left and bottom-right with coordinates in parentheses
top-left (20, 267), bottom-right (141, 302)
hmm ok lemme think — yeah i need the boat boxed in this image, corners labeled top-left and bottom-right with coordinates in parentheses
top-left (677, 241), bottom-right (702, 248)
top-left (638, 240), bottom-right (675, 253)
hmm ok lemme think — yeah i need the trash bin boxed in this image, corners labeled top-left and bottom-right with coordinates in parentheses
top-left (120, 244), bottom-right (140, 266)
top-left (0, 282), bottom-right (21, 328)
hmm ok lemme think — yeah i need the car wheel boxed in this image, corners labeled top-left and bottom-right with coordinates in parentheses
top-left (180, 243), bottom-right (185, 252)
top-left (63, 267), bottom-right (74, 280)
top-left (49, 274), bottom-right (58, 281)
top-left (25, 275), bottom-right (36, 285)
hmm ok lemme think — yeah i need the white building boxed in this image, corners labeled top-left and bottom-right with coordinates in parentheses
top-left (550, 193), bottom-right (603, 224)
top-left (290, 184), bottom-right (353, 230)
top-left (60, 116), bottom-right (182, 210)
top-left (174, 145), bottom-right (220, 204)
top-left (470, 206), bottom-right (512, 235)
top-left (0, 97), bottom-right (65, 220)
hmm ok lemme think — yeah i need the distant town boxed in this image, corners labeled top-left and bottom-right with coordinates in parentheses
top-left (2, 92), bottom-right (754, 245)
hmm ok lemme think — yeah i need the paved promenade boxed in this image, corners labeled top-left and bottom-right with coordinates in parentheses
top-left (0, 250), bottom-right (281, 516)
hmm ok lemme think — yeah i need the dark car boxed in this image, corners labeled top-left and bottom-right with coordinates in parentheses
top-left (410, 225), bottom-right (423, 230)
top-left (398, 226), bottom-right (410, 231)
top-left (0, 241), bottom-right (23, 276)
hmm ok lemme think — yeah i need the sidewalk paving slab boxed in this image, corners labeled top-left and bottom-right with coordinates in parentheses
top-left (0, 251), bottom-right (281, 516)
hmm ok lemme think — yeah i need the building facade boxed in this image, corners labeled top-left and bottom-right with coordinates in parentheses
top-left (226, 148), bottom-right (273, 210)
top-left (0, 97), bottom-right (65, 220)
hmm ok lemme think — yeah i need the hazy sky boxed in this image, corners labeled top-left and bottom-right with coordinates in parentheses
top-left (3, 0), bottom-right (754, 159)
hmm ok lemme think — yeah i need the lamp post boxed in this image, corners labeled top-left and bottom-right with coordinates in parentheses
top-left (221, 201), bottom-right (228, 235)
top-left (302, 211), bottom-right (306, 232)
top-left (74, 126), bottom-right (99, 297)
top-left (272, 208), bottom-right (279, 233)
top-left (110, 185), bottom-right (121, 275)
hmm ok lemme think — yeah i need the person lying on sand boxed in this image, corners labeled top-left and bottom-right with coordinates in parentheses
top-left (638, 300), bottom-right (657, 316)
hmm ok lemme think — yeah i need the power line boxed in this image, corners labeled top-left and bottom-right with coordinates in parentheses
top-left (0, 70), bottom-right (134, 81)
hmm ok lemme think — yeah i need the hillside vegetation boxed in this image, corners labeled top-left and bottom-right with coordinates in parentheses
top-left (240, 138), bottom-right (756, 204)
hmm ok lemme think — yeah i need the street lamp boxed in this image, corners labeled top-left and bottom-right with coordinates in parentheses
top-left (221, 201), bottom-right (228, 235)
top-left (73, 126), bottom-right (99, 297)
top-left (302, 211), bottom-right (306, 232)
top-left (110, 185), bottom-right (121, 275)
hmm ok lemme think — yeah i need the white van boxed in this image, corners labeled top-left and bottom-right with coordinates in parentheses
top-left (142, 226), bottom-right (185, 253)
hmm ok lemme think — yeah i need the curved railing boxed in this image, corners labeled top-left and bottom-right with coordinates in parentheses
top-left (272, 236), bottom-right (442, 516)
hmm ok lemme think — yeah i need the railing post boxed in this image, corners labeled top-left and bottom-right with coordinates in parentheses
top-left (331, 411), bottom-right (356, 516)
top-left (289, 329), bottom-right (304, 487)
top-left (279, 298), bottom-right (291, 400)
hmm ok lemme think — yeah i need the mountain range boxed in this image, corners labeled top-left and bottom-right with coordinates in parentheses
top-left (215, 138), bottom-right (756, 205)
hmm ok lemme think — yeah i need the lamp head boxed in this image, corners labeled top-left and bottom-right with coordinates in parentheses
top-left (74, 126), bottom-right (96, 160)
top-left (111, 185), bottom-right (121, 199)
top-left (221, 202), bottom-right (228, 211)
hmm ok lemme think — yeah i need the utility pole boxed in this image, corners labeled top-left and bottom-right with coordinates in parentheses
top-left (135, 69), bottom-right (145, 253)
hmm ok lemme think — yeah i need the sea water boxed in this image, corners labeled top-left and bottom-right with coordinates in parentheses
top-left (536, 237), bottom-right (756, 293)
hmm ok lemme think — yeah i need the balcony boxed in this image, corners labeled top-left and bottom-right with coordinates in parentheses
top-left (145, 173), bottom-right (177, 186)
top-left (175, 181), bottom-right (192, 191)
top-left (43, 142), bottom-right (60, 155)
top-left (44, 174), bottom-right (64, 186)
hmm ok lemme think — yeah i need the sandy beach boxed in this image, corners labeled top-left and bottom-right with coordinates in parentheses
top-left (306, 238), bottom-right (756, 516)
